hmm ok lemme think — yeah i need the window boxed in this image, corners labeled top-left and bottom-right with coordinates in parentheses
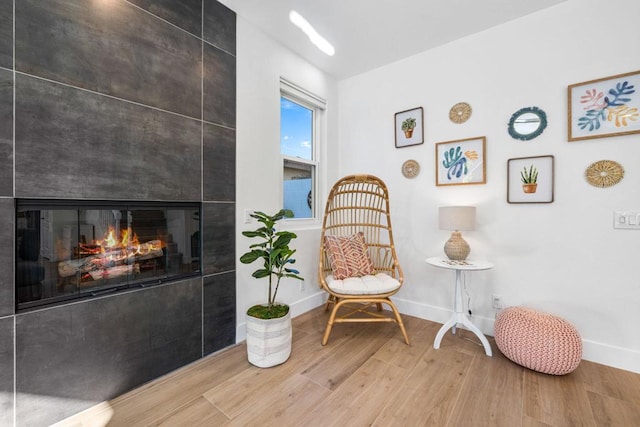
top-left (280, 79), bottom-right (325, 220)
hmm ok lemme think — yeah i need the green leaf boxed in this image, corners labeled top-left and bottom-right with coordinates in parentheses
top-left (252, 269), bottom-right (271, 279)
top-left (239, 251), bottom-right (260, 264)
top-left (248, 242), bottom-right (268, 249)
top-left (242, 228), bottom-right (269, 238)
top-left (273, 234), bottom-right (292, 248)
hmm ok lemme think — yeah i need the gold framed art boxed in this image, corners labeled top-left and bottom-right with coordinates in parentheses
top-left (435, 136), bottom-right (486, 186)
top-left (568, 70), bottom-right (640, 141)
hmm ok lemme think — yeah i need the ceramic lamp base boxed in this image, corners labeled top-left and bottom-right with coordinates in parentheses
top-left (444, 231), bottom-right (470, 260)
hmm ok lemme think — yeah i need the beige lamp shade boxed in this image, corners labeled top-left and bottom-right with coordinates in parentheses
top-left (439, 206), bottom-right (476, 260)
top-left (439, 206), bottom-right (476, 231)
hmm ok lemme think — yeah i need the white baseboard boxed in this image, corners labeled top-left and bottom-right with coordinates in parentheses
top-left (582, 339), bottom-right (640, 374)
top-left (393, 296), bottom-right (496, 337)
top-left (236, 291), bottom-right (326, 343)
top-left (393, 297), bottom-right (640, 374)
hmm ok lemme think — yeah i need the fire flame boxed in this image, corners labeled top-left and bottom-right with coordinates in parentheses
top-left (94, 226), bottom-right (162, 255)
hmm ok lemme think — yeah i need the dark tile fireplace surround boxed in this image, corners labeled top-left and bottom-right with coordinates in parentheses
top-left (0, 1), bottom-right (237, 426)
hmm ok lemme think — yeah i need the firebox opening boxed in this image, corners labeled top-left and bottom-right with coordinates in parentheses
top-left (16, 200), bottom-right (201, 311)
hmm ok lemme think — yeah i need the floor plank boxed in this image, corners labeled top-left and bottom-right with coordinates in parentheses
top-left (148, 396), bottom-right (229, 426)
top-left (203, 331), bottom-right (321, 418)
top-left (299, 356), bottom-right (408, 427)
top-left (523, 368), bottom-right (596, 427)
top-left (373, 315), bottom-right (435, 369)
top-left (578, 359), bottom-right (640, 404)
top-left (373, 346), bottom-right (473, 426)
top-left (106, 344), bottom-right (249, 426)
top-left (54, 306), bottom-right (640, 427)
top-left (447, 344), bottom-right (524, 427)
top-left (301, 322), bottom-right (398, 390)
top-left (224, 374), bottom-right (330, 427)
top-left (587, 390), bottom-right (640, 426)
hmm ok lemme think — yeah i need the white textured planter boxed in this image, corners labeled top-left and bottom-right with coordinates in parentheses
top-left (246, 310), bottom-right (292, 368)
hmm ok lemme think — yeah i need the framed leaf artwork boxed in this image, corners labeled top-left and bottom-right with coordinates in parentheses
top-left (435, 136), bottom-right (486, 186)
top-left (568, 70), bottom-right (640, 141)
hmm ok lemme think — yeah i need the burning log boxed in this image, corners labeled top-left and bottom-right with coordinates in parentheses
top-left (58, 257), bottom-right (95, 278)
top-left (88, 264), bottom-right (141, 281)
top-left (58, 238), bottom-right (164, 280)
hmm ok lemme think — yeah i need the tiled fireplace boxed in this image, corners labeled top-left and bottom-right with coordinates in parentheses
top-left (16, 200), bottom-right (201, 311)
top-left (0, 1), bottom-right (237, 426)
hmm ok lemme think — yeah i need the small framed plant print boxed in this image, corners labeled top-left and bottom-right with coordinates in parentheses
top-left (395, 107), bottom-right (424, 148)
top-left (507, 155), bottom-right (555, 204)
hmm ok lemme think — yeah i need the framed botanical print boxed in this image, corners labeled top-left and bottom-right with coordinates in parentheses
top-left (568, 70), bottom-right (640, 141)
top-left (395, 107), bottom-right (424, 148)
top-left (507, 155), bottom-right (555, 203)
top-left (435, 136), bottom-right (486, 186)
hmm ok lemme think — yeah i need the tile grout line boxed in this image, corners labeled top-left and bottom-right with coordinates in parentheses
top-left (200, 0), bottom-right (205, 360)
top-left (12, 0), bottom-right (16, 424)
top-left (12, 70), bottom-right (234, 131)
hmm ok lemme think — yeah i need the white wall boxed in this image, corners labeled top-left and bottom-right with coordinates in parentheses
top-left (337, 0), bottom-right (640, 372)
top-left (235, 17), bottom-right (340, 341)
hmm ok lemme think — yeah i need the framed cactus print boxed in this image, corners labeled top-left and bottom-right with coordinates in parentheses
top-left (507, 155), bottom-right (555, 204)
top-left (568, 70), bottom-right (640, 141)
top-left (435, 136), bottom-right (486, 186)
top-left (395, 107), bottom-right (424, 148)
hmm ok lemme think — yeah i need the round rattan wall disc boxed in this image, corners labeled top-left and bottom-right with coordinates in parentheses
top-left (449, 102), bottom-right (472, 124)
top-left (585, 160), bottom-right (624, 188)
top-left (402, 159), bottom-right (420, 178)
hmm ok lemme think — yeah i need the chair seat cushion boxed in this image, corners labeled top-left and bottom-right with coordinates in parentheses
top-left (326, 272), bottom-right (400, 295)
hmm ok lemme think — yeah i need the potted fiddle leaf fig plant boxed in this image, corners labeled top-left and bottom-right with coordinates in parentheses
top-left (240, 209), bottom-right (303, 367)
top-left (401, 117), bottom-right (417, 138)
top-left (521, 164), bottom-right (539, 194)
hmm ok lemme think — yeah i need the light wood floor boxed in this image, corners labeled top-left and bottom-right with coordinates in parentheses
top-left (60, 306), bottom-right (640, 427)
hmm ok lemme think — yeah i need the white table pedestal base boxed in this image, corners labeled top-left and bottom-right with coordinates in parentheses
top-left (433, 268), bottom-right (492, 356)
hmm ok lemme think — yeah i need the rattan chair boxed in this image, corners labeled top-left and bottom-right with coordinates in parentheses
top-left (318, 174), bottom-right (410, 345)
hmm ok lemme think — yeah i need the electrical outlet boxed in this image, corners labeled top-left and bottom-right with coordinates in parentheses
top-left (614, 211), bottom-right (640, 229)
top-left (492, 294), bottom-right (503, 310)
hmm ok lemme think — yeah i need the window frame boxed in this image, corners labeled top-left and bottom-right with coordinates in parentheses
top-left (280, 78), bottom-right (326, 225)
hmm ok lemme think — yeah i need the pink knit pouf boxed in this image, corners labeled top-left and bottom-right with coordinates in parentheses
top-left (494, 306), bottom-right (582, 375)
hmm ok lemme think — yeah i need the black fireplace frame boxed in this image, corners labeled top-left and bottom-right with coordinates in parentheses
top-left (15, 199), bottom-right (202, 312)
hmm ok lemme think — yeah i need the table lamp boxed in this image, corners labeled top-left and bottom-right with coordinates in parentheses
top-left (439, 206), bottom-right (476, 260)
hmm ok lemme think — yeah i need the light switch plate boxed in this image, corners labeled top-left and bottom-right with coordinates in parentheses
top-left (614, 211), bottom-right (640, 229)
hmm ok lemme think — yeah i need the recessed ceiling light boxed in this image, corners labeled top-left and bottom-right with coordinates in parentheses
top-left (289, 10), bottom-right (335, 56)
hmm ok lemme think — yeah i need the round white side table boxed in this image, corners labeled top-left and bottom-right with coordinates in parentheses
top-left (426, 256), bottom-right (493, 356)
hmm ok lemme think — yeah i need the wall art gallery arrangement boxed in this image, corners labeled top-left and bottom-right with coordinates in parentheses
top-left (394, 69), bottom-right (637, 197)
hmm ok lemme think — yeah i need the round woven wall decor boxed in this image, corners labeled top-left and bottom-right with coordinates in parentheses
top-left (402, 159), bottom-right (420, 178)
top-left (449, 102), bottom-right (472, 124)
top-left (585, 160), bottom-right (624, 188)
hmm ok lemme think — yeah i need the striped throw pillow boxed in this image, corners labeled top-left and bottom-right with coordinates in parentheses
top-left (324, 232), bottom-right (375, 280)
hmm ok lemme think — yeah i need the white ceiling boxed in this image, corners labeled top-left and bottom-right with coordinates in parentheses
top-left (218, 0), bottom-right (566, 80)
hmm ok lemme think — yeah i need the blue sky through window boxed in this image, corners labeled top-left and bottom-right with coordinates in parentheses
top-left (281, 97), bottom-right (312, 160)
